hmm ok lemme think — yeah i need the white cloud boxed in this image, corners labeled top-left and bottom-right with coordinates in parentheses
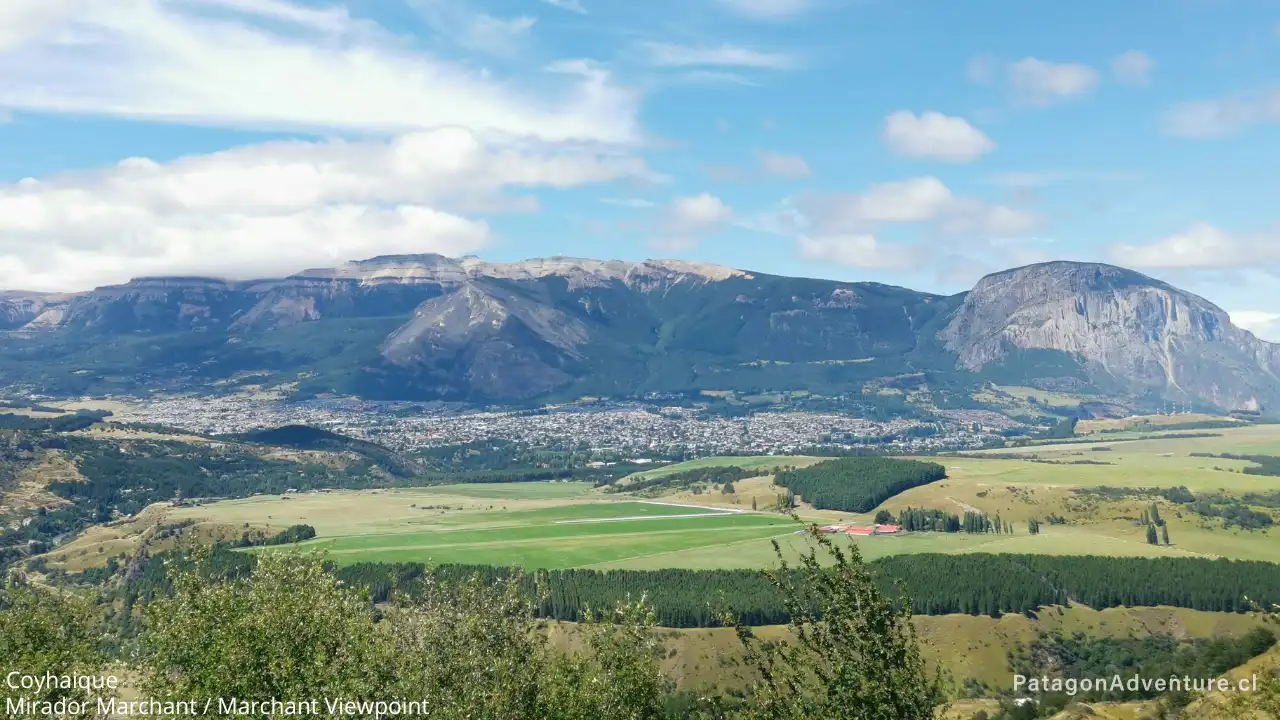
top-left (1108, 222), bottom-right (1280, 269)
top-left (986, 171), bottom-right (1067, 188)
top-left (882, 111), bottom-right (997, 163)
top-left (0, 0), bottom-right (639, 143)
top-left (1111, 51), bottom-right (1154, 86)
top-left (410, 0), bottom-right (536, 57)
top-left (187, 0), bottom-right (356, 33)
top-left (699, 151), bottom-right (810, 182)
top-left (751, 178), bottom-right (1039, 272)
top-left (601, 197), bottom-right (656, 208)
top-left (669, 70), bottom-right (760, 87)
top-left (1160, 91), bottom-right (1280, 138)
top-left (642, 42), bottom-right (799, 69)
top-left (650, 193), bottom-right (733, 251)
top-left (1007, 58), bottom-right (1100, 105)
top-left (0, 128), bottom-right (656, 290)
top-left (459, 14), bottom-right (537, 55)
top-left (737, 200), bottom-right (807, 236)
top-left (966, 54), bottom-right (996, 85)
top-left (799, 177), bottom-right (1040, 236)
top-left (668, 193), bottom-right (733, 230)
top-left (756, 151), bottom-right (811, 178)
top-left (541, 0), bottom-right (586, 13)
top-left (807, 177), bottom-right (954, 225)
top-left (0, 0), bottom-right (78, 52)
top-left (796, 235), bottom-right (921, 270)
top-left (713, 0), bottom-right (813, 20)
top-left (940, 199), bottom-right (1042, 236)
top-left (1229, 311), bottom-right (1280, 342)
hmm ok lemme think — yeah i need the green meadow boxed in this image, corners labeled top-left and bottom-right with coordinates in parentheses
top-left (258, 506), bottom-right (796, 568)
top-left (163, 424), bottom-right (1280, 570)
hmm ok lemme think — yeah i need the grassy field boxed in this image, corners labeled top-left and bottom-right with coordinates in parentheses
top-left (0, 408), bottom-right (67, 419)
top-left (1076, 413), bottom-right (1247, 434)
top-left (41, 425), bottom-right (1280, 571)
top-left (23, 424), bottom-right (1280, 715)
top-left (590, 434), bottom-right (1280, 567)
top-left (990, 384), bottom-right (1091, 408)
top-left (255, 502), bottom-right (796, 568)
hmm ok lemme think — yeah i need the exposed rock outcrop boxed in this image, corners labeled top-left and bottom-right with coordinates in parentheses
top-left (942, 262), bottom-right (1280, 411)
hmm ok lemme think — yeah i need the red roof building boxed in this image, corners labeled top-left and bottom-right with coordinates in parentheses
top-left (845, 526), bottom-right (875, 536)
top-left (874, 524), bottom-right (901, 534)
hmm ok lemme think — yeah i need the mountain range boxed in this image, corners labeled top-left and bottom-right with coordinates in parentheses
top-left (1, 255), bottom-right (1276, 413)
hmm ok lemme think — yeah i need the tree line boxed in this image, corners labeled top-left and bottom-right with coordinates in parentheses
top-left (98, 549), bottom-right (1280, 629)
top-left (890, 508), bottom-right (1017, 535)
top-left (1192, 452), bottom-right (1280, 477)
top-left (1008, 628), bottom-right (1276, 711)
top-left (609, 466), bottom-right (771, 497)
top-left (4, 530), bottom-right (944, 720)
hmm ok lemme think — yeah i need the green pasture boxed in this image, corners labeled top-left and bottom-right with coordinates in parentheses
top-left (975, 424), bottom-right (1280, 457)
top-left (260, 511), bottom-right (796, 568)
top-left (592, 522), bottom-right (1215, 571)
top-left (942, 453), bottom-right (1280, 493)
top-left (187, 425), bottom-right (1280, 570)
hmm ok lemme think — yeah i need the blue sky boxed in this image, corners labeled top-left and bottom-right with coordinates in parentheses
top-left (1, 0), bottom-right (1279, 337)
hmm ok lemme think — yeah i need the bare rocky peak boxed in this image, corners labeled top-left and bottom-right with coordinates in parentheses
top-left (943, 260), bottom-right (1280, 410)
top-left (967, 261), bottom-right (1180, 301)
top-left (296, 254), bottom-right (470, 285)
top-left (12, 255), bottom-right (748, 296)
top-left (945, 261), bottom-right (1240, 366)
top-left (294, 254), bottom-right (746, 289)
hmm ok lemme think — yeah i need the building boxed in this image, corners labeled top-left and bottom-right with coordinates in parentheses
top-left (845, 526), bottom-right (875, 536)
top-left (874, 524), bottom-right (901, 535)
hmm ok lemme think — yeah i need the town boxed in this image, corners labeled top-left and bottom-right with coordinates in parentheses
top-left (109, 395), bottom-right (1017, 456)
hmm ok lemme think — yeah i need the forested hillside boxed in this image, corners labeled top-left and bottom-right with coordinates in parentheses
top-left (773, 457), bottom-right (947, 512)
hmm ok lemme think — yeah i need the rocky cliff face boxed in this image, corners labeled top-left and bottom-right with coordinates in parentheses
top-left (941, 262), bottom-right (1280, 411)
top-left (379, 281), bottom-right (593, 400)
top-left (0, 292), bottom-right (72, 331)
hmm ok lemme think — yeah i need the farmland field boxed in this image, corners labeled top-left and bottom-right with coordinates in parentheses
top-left (67, 424), bottom-right (1280, 572)
top-left (253, 501), bottom-right (796, 568)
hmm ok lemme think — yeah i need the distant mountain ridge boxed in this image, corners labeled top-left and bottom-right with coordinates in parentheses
top-left (1, 255), bottom-right (1276, 412)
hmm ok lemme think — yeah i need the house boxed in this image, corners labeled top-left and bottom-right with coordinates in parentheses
top-left (845, 526), bottom-right (875, 536)
top-left (874, 524), bottom-right (901, 535)
top-left (821, 525), bottom-right (846, 534)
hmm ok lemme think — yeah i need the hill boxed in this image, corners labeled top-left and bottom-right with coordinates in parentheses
top-left (2, 255), bottom-right (1278, 412)
top-left (235, 424), bottom-right (418, 478)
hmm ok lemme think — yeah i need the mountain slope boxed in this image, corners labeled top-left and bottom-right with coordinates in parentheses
top-left (1, 256), bottom-right (1277, 412)
top-left (941, 262), bottom-right (1280, 411)
top-left (0, 291), bottom-right (70, 331)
